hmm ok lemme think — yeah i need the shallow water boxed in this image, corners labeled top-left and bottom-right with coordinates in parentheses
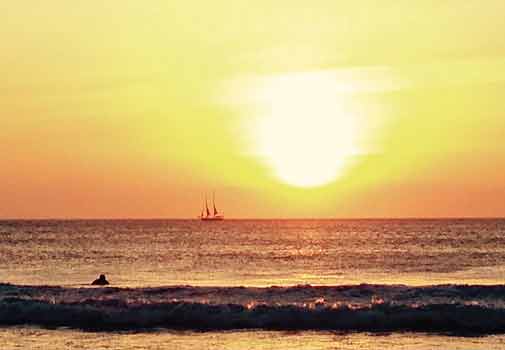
top-left (2, 328), bottom-right (505, 350)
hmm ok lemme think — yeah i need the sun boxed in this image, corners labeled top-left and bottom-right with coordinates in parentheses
top-left (246, 71), bottom-right (361, 187)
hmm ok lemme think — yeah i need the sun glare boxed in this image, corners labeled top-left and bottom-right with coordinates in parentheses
top-left (245, 71), bottom-right (362, 187)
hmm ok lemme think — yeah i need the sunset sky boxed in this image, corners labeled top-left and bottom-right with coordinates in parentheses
top-left (1, 1), bottom-right (505, 218)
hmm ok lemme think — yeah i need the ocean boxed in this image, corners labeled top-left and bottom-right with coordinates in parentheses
top-left (1, 219), bottom-right (505, 349)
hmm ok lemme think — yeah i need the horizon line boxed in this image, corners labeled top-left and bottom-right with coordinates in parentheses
top-left (1, 216), bottom-right (505, 221)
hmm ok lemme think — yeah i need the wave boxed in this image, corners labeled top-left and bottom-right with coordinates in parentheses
top-left (2, 283), bottom-right (505, 334)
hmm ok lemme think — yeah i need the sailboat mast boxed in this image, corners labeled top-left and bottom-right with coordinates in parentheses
top-left (205, 195), bottom-right (210, 217)
top-left (213, 191), bottom-right (218, 216)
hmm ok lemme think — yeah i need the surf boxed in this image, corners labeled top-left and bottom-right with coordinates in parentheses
top-left (2, 283), bottom-right (505, 334)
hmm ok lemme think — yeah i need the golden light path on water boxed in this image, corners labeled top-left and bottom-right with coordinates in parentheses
top-left (225, 69), bottom-right (392, 188)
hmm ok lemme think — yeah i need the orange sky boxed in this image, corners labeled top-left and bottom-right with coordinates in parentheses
top-left (1, 1), bottom-right (505, 218)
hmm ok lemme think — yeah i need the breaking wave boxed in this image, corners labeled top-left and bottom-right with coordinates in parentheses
top-left (2, 283), bottom-right (505, 334)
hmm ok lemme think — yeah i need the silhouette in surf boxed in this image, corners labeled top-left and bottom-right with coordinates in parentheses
top-left (91, 274), bottom-right (110, 285)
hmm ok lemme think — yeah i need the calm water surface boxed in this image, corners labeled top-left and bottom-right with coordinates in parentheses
top-left (1, 219), bottom-right (504, 286)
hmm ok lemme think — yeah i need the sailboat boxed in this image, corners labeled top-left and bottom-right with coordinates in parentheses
top-left (199, 193), bottom-right (224, 221)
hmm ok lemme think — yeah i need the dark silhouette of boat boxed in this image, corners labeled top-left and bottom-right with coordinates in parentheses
top-left (199, 193), bottom-right (224, 221)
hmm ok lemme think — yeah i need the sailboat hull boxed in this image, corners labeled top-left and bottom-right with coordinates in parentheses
top-left (200, 216), bottom-right (224, 221)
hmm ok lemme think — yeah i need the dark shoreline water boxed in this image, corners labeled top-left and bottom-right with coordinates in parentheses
top-left (2, 283), bottom-right (505, 335)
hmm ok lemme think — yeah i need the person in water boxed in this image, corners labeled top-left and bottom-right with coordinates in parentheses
top-left (91, 274), bottom-right (109, 285)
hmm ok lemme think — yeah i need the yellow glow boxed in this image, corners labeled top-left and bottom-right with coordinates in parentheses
top-left (252, 72), bottom-right (361, 187)
top-left (220, 67), bottom-right (395, 193)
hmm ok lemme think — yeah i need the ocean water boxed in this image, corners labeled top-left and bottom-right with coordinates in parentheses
top-left (2, 219), bottom-right (505, 287)
top-left (1, 219), bottom-right (505, 348)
